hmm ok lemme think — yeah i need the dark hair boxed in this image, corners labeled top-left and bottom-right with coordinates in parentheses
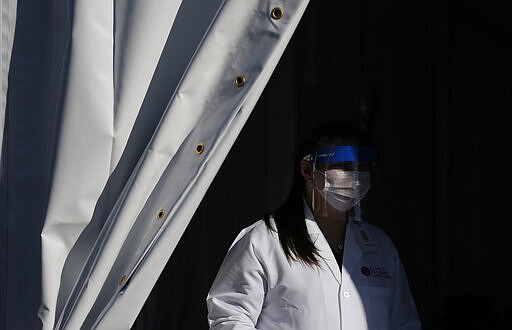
top-left (264, 120), bottom-right (372, 266)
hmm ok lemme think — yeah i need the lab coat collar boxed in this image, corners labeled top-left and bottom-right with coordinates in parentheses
top-left (303, 200), bottom-right (376, 285)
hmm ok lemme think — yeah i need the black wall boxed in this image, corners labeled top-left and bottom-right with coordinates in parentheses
top-left (134, 1), bottom-right (511, 329)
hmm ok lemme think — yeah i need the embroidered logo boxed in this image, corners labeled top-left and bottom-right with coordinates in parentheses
top-left (361, 266), bottom-right (391, 278)
top-left (361, 266), bottom-right (371, 276)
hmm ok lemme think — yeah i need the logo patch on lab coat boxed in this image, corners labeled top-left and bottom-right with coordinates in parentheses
top-left (361, 266), bottom-right (391, 279)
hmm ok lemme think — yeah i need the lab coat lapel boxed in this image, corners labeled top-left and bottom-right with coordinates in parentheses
top-left (346, 220), bottom-right (377, 255)
top-left (341, 221), bottom-right (379, 294)
top-left (342, 221), bottom-right (365, 275)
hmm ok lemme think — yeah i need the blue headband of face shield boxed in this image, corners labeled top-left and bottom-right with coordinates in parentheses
top-left (309, 146), bottom-right (376, 165)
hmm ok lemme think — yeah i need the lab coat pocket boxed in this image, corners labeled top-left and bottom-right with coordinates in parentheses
top-left (359, 286), bottom-right (393, 330)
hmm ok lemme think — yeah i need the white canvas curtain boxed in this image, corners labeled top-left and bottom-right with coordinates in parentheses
top-left (21, 0), bottom-right (312, 329)
top-left (0, 0), bottom-right (17, 159)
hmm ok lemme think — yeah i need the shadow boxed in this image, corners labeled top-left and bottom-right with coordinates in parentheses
top-left (0, 0), bottom-right (73, 328)
top-left (432, 294), bottom-right (512, 330)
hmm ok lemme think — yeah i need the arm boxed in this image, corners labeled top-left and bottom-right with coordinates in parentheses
top-left (206, 228), bottom-right (267, 329)
top-left (391, 251), bottom-right (422, 330)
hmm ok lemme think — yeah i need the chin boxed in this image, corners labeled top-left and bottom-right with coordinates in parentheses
top-left (315, 208), bottom-right (347, 221)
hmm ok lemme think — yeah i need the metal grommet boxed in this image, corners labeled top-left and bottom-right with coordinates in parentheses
top-left (233, 75), bottom-right (246, 88)
top-left (195, 143), bottom-right (205, 155)
top-left (119, 275), bottom-right (127, 287)
top-left (157, 209), bottom-right (165, 221)
top-left (271, 7), bottom-right (283, 20)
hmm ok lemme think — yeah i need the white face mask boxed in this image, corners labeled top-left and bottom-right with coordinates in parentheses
top-left (313, 170), bottom-right (371, 212)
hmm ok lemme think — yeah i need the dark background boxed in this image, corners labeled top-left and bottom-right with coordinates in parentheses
top-left (132, 0), bottom-right (510, 329)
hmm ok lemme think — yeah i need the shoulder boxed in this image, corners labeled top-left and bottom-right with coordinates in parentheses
top-left (229, 218), bottom-right (278, 251)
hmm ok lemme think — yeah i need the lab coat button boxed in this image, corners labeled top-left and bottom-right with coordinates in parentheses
top-left (342, 290), bottom-right (351, 298)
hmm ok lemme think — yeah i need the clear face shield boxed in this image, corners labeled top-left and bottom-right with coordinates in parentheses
top-left (307, 146), bottom-right (375, 221)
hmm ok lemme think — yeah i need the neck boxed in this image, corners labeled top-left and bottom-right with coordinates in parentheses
top-left (315, 213), bottom-right (348, 251)
top-left (304, 184), bottom-right (349, 252)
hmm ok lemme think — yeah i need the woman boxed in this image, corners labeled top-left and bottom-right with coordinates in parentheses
top-left (206, 121), bottom-right (421, 329)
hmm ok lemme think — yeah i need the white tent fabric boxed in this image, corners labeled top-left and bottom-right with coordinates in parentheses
top-left (39, 0), bottom-right (182, 327)
top-left (36, 0), bottom-right (310, 329)
top-left (0, 0), bottom-right (17, 160)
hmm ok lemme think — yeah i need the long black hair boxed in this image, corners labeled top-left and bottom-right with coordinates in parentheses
top-left (264, 120), bottom-right (372, 266)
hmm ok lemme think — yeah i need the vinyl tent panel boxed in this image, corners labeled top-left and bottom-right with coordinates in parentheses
top-left (35, 0), bottom-right (310, 329)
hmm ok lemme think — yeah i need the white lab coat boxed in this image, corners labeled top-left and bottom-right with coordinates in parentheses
top-left (206, 207), bottom-right (421, 330)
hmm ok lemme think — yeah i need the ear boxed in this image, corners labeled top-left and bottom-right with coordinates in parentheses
top-left (300, 160), bottom-right (312, 181)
